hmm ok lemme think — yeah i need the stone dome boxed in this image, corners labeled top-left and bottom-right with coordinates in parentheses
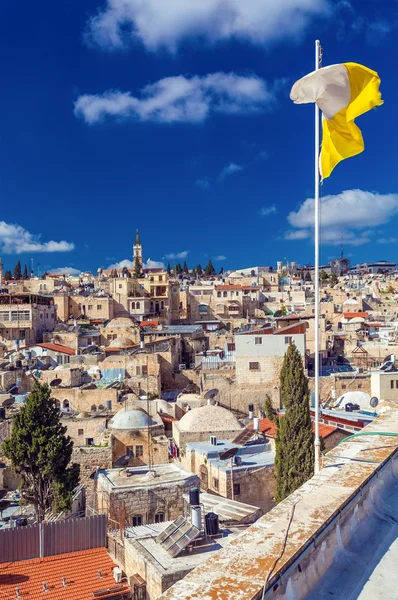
top-left (106, 317), bottom-right (136, 328)
top-left (177, 404), bottom-right (242, 433)
top-left (335, 391), bottom-right (371, 410)
top-left (343, 298), bottom-right (359, 305)
top-left (110, 408), bottom-right (155, 430)
top-left (108, 337), bottom-right (135, 348)
top-left (177, 393), bottom-right (204, 405)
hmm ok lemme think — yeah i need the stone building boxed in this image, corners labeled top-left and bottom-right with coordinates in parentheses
top-left (181, 438), bottom-right (276, 514)
top-left (172, 403), bottom-right (243, 450)
top-left (0, 293), bottom-right (56, 348)
top-left (95, 463), bottom-right (199, 525)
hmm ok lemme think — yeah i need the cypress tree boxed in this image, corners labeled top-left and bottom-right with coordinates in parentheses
top-left (167, 263), bottom-right (171, 276)
top-left (3, 269), bottom-right (12, 281)
top-left (264, 395), bottom-right (278, 422)
top-left (183, 261), bottom-right (189, 274)
top-left (133, 258), bottom-right (142, 279)
top-left (22, 264), bottom-right (29, 279)
top-left (274, 343), bottom-right (314, 502)
top-left (13, 260), bottom-right (22, 280)
top-left (205, 260), bottom-right (216, 276)
top-left (196, 264), bottom-right (203, 276)
top-left (3, 381), bottom-right (80, 522)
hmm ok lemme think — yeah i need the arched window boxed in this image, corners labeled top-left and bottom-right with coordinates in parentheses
top-left (160, 301), bottom-right (164, 310)
top-left (63, 399), bottom-right (70, 409)
top-left (136, 302), bottom-right (140, 309)
top-left (91, 404), bottom-right (97, 412)
top-left (55, 400), bottom-right (61, 409)
top-left (98, 404), bottom-right (104, 411)
top-left (131, 302), bottom-right (135, 310)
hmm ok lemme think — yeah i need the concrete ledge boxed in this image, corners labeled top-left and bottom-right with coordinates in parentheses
top-left (159, 401), bottom-right (398, 599)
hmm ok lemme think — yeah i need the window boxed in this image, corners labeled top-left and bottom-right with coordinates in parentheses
top-left (136, 445), bottom-right (143, 457)
top-left (213, 478), bottom-right (219, 490)
top-left (133, 515), bottom-right (143, 527)
top-left (142, 365), bottom-right (148, 375)
top-left (126, 446), bottom-right (134, 456)
top-left (285, 336), bottom-right (293, 345)
top-left (107, 334), bottom-right (112, 340)
top-left (391, 380), bottom-right (394, 389)
top-left (199, 305), bottom-right (208, 314)
top-left (255, 337), bottom-right (262, 345)
top-left (88, 305), bottom-right (93, 310)
top-left (249, 362), bottom-right (260, 371)
top-left (97, 305), bottom-right (102, 310)
top-left (63, 399), bottom-right (70, 409)
top-left (131, 302), bottom-right (135, 310)
top-left (358, 384), bottom-right (362, 389)
top-left (395, 380), bottom-right (398, 389)
top-left (150, 277), bottom-right (154, 282)
top-left (233, 483), bottom-right (241, 496)
top-left (78, 429), bottom-right (84, 436)
top-left (342, 384), bottom-right (347, 390)
top-left (155, 512), bottom-right (165, 523)
top-left (217, 291), bottom-right (221, 298)
top-left (136, 302), bottom-right (140, 309)
top-left (86, 438), bottom-right (94, 446)
top-left (159, 276), bottom-right (163, 282)
top-left (119, 284), bottom-right (122, 289)
top-left (91, 405), bottom-right (97, 412)
top-left (98, 405), bottom-right (104, 411)
top-left (227, 343), bottom-right (235, 352)
top-left (223, 291), bottom-right (227, 297)
top-left (236, 291), bottom-right (239, 296)
top-left (136, 366), bottom-right (141, 375)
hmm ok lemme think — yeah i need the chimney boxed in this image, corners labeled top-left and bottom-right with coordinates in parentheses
top-left (248, 403), bottom-right (254, 419)
top-left (253, 417), bottom-right (260, 431)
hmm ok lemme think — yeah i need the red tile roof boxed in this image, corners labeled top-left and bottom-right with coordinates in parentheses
top-left (250, 418), bottom-right (336, 439)
top-left (215, 285), bottom-right (243, 290)
top-left (343, 312), bottom-right (368, 319)
top-left (140, 320), bottom-right (159, 328)
top-left (0, 548), bottom-right (130, 600)
top-left (31, 343), bottom-right (76, 356)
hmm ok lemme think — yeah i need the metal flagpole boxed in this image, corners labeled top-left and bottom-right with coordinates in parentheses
top-left (314, 39), bottom-right (322, 475)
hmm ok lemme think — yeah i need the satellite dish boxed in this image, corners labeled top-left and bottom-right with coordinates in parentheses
top-left (50, 378), bottom-right (62, 387)
top-left (204, 388), bottom-right (219, 400)
top-left (96, 425), bottom-right (105, 433)
top-left (219, 447), bottom-right (239, 461)
top-left (2, 397), bottom-right (15, 408)
top-left (370, 396), bottom-right (379, 408)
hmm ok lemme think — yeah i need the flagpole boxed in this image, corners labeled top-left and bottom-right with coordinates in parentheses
top-left (314, 39), bottom-right (321, 475)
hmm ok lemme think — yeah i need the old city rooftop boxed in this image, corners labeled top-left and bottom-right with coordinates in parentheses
top-left (0, 548), bottom-right (129, 600)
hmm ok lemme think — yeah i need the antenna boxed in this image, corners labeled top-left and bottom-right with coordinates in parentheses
top-left (340, 231), bottom-right (344, 260)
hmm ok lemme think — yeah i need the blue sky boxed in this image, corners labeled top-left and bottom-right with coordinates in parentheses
top-left (1, 0), bottom-right (397, 275)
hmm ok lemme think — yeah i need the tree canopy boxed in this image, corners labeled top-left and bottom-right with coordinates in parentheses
top-left (3, 269), bottom-right (12, 281)
top-left (3, 381), bottom-right (80, 522)
top-left (274, 343), bottom-right (314, 502)
top-left (13, 260), bottom-right (22, 281)
top-left (204, 260), bottom-right (216, 276)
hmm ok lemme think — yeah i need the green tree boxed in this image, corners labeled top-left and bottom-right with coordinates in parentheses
top-left (319, 269), bottom-right (329, 283)
top-left (305, 271), bottom-right (312, 282)
top-left (13, 260), bottom-right (22, 280)
top-left (3, 269), bottom-right (12, 281)
top-left (174, 263), bottom-right (182, 275)
top-left (133, 258), bottom-right (142, 279)
top-left (196, 264), bottom-right (203, 276)
top-left (264, 395), bottom-right (278, 422)
top-left (329, 272), bottom-right (338, 286)
top-left (22, 264), bottom-right (29, 279)
top-left (3, 381), bottom-right (80, 522)
top-left (204, 260), bottom-right (216, 276)
top-left (274, 344), bottom-right (314, 502)
top-left (219, 267), bottom-right (224, 275)
top-left (183, 261), bottom-right (189, 274)
top-left (167, 263), bottom-right (171, 276)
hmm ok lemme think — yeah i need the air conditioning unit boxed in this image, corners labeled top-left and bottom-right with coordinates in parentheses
top-left (179, 364), bottom-right (186, 371)
top-left (113, 567), bottom-right (122, 583)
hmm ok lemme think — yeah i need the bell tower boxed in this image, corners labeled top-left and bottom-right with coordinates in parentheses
top-left (133, 230), bottom-right (143, 271)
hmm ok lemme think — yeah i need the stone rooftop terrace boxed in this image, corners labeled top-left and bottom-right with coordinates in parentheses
top-left (98, 463), bottom-right (195, 490)
top-left (160, 401), bottom-right (398, 600)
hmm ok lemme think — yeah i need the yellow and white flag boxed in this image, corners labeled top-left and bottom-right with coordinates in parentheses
top-left (290, 62), bottom-right (383, 178)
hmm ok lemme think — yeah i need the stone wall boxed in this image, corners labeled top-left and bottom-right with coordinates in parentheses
top-left (72, 446), bottom-right (112, 486)
top-left (51, 387), bottom-right (120, 412)
top-left (308, 373), bottom-right (371, 402)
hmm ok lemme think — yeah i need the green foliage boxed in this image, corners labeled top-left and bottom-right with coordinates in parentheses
top-left (133, 258), bottom-right (142, 279)
top-left (319, 269), bottom-right (329, 283)
top-left (22, 264), bottom-right (29, 280)
top-left (264, 395), bottom-right (277, 422)
top-left (196, 264), bottom-right (203, 276)
top-left (219, 267), bottom-right (224, 275)
top-left (305, 272), bottom-right (312, 282)
top-left (274, 344), bottom-right (314, 503)
top-left (167, 263), bottom-right (171, 276)
top-left (204, 260), bottom-right (216, 276)
top-left (329, 272), bottom-right (338, 286)
top-left (183, 261), bottom-right (189, 274)
top-left (174, 263), bottom-right (182, 275)
top-left (13, 260), bottom-right (22, 281)
top-left (3, 381), bottom-right (80, 522)
top-left (3, 269), bottom-right (12, 281)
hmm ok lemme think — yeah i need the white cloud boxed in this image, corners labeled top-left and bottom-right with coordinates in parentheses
top-left (378, 237), bottom-right (398, 244)
top-left (259, 204), bottom-right (276, 216)
top-left (50, 267), bottom-right (81, 275)
top-left (166, 251), bottom-right (188, 259)
top-left (214, 255), bottom-right (226, 261)
top-left (196, 177), bottom-right (210, 190)
top-left (74, 72), bottom-right (273, 124)
top-left (219, 162), bottom-right (244, 180)
top-left (86, 0), bottom-right (329, 52)
top-left (0, 221), bottom-right (74, 254)
top-left (107, 259), bottom-right (134, 269)
top-left (285, 190), bottom-right (398, 246)
top-left (107, 258), bottom-right (164, 269)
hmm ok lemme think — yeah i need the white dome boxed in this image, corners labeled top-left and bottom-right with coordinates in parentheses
top-left (343, 298), bottom-right (359, 305)
top-left (108, 337), bottom-right (135, 348)
top-left (335, 391), bottom-right (371, 410)
top-left (177, 404), bottom-right (242, 433)
top-left (110, 408), bottom-right (155, 430)
top-left (106, 317), bottom-right (136, 328)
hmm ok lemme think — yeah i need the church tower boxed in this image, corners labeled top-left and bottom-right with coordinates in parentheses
top-left (133, 229), bottom-right (143, 272)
